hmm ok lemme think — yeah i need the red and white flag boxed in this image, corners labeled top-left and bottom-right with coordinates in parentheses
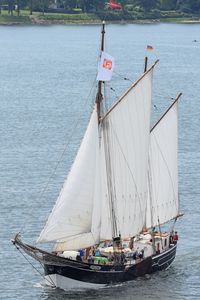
top-left (97, 51), bottom-right (114, 81)
top-left (108, 0), bottom-right (122, 9)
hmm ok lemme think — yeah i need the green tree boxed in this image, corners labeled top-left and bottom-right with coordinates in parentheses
top-left (8, 0), bottom-right (14, 15)
top-left (134, 0), bottom-right (158, 12)
top-left (160, 0), bottom-right (177, 10)
top-left (188, 0), bottom-right (200, 12)
top-left (176, 0), bottom-right (200, 13)
top-left (30, 0), bottom-right (33, 14)
top-left (41, 0), bottom-right (50, 14)
top-left (16, 0), bottom-right (20, 16)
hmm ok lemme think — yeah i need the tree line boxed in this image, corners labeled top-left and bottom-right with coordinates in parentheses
top-left (0, 0), bottom-right (200, 16)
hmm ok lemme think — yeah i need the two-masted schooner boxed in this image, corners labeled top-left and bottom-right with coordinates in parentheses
top-left (13, 22), bottom-right (183, 290)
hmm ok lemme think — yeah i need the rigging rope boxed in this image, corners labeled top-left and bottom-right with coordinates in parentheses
top-left (19, 77), bottom-right (97, 238)
top-left (110, 87), bottom-right (119, 100)
top-left (113, 70), bottom-right (133, 82)
top-left (13, 243), bottom-right (56, 288)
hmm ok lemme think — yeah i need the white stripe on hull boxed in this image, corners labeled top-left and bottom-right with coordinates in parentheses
top-left (152, 244), bottom-right (176, 260)
top-left (44, 274), bottom-right (106, 290)
top-left (152, 245), bottom-right (176, 268)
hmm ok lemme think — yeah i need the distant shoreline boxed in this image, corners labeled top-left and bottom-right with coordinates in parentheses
top-left (1, 20), bottom-right (200, 26)
top-left (0, 13), bottom-right (200, 26)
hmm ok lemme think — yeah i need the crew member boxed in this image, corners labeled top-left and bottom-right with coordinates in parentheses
top-left (173, 231), bottom-right (179, 244)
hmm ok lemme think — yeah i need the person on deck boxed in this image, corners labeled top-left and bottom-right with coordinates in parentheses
top-left (108, 251), bottom-right (114, 262)
top-left (129, 237), bottom-right (134, 250)
top-left (173, 231), bottom-right (179, 244)
top-left (139, 249), bottom-right (144, 259)
top-left (78, 248), bottom-right (84, 261)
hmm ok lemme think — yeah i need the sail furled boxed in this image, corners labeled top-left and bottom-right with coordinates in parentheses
top-left (99, 69), bottom-right (154, 240)
top-left (37, 108), bottom-right (99, 244)
top-left (146, 102), bottom-right (179, 228)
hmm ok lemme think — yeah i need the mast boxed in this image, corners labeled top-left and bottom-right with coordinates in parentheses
top-left (144, 56), bottom-right (148, 72)
top-left (96, 21), bottom-right (106, 121)
top-left (96, 21), bottom-right (119, 241)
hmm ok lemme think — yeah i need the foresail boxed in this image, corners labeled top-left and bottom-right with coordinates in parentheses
top-left (146, 102), bottom-right (179, 228)
top-left (54, 129), bottom-right (102, 251)
top-left (100, 68), bottom-right (154, 239)
top-left (37, 108), bottom-right (99, 244)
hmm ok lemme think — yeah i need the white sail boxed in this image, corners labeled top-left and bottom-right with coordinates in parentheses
top-left (37, 64), bottom-right (156, 247)
top-left (54, 131), bottom-right (102, 251)
top-left (37, 108), bottom-right (99, 243)
top-left (146, 102), bottom-right (179, 228)
top-left (54, 232), bottom-right (99, 251)
top-left (99, 69), bottom-right (154, 240)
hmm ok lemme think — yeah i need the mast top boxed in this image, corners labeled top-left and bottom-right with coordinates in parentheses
top-left (96, 21), bottom-right (106, 120)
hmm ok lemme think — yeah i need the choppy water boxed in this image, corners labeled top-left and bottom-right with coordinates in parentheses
top-left (0, 23), bottom-right (200, 299)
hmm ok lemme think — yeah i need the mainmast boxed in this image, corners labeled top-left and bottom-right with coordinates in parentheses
top-left (96, 21), bottom-right (119, 241)
top-left (96, 21), bottom-right (106, 121)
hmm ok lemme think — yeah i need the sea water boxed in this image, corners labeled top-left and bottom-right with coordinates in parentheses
top-left (0, 23), bottom-right (200, 299)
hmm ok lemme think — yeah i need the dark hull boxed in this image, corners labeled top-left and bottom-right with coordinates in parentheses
top-left (44, 245), bottom-right (177, 285)
top-left (151, 244), bottom-right (177, 272)
top-left (12, 235), bottom-right (177, 288)
top-left (44, 256), bottom-right (152, 285)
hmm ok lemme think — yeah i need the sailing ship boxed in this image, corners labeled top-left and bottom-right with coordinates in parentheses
top-left (13, 22), bottom-right (183, 290)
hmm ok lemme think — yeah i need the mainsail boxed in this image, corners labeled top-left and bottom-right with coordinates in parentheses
top-left (99, 68), bottom-right (154, 240)
top-left (146, 101), bottom-right (179, 228)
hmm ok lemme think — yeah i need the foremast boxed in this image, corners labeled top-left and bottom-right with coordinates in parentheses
top-left (96, 21), bottom-right (105, 122)
top-left (95, 21), bottom-right (119, 242)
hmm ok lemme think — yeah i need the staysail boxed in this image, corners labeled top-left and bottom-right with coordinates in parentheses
top-left (37, 108), bottom-right (100, 244)
top-left (146, 101), bottom-right (179, 228)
